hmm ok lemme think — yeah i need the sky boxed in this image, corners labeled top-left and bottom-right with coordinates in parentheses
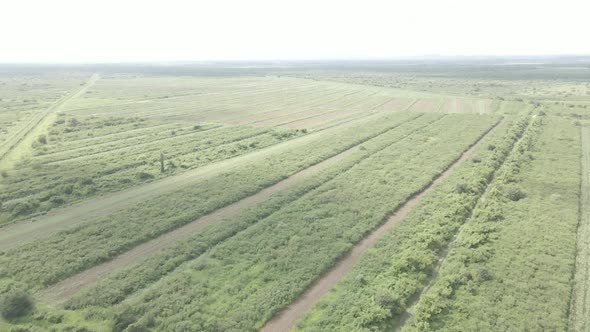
top-left (1, 0), bottom-right (589, 63)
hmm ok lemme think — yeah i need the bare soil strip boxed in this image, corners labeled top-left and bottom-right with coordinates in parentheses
top-left (38, 115), bottom-right (428, 304)
top-left (0, 113), bottom-right (397, 250)
top-left (261, 118), bottom-right (504, 332)
top-left (569, 126), bottom-right (590, 331)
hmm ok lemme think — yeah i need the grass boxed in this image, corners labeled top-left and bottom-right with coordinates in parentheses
top-left (0, 112), bottom-right (422, 289)
top-left (294, 114), bottom-right (530, 331)
top-left (2, 61), bottom-right (590, 331)
top-left (570, 125), bottom-right (590, 331)
top-left (405, 115), bottom-right (580, 331)
top-left (63, 113), bottom-right (444, 309)
top-left (0, 118), bottom-right (304, 223)
top-left (103, 114), bottom-right (496, 331)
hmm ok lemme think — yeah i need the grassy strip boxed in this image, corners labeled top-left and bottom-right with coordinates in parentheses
top-left (64, 113), bottom-right (445, 309)
top-left (111, 115), bottom-right (497, 331)
top-left (570, 125), bottom-right (590, 331)
top-left (294, 114), bottom-right (530, 332)
top-left (0, 112), bottom-right (422, 289)
top-left (405, 115), bottom-right (580, 331)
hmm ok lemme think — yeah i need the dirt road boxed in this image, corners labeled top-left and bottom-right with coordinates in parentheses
top-left (260, 118), bottom-right (503, 332)
top-left (0, 112), bottom-right (402, 251)
top-left (38, 115), bottom-right (426, 304)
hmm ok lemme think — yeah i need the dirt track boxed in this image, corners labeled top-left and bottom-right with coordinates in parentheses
top-left (260, 118), bottom-right (503, 332)
top-left (38, 114), bottom-right (420, 304)
top-left (0, 114), bottom-right (397, 251)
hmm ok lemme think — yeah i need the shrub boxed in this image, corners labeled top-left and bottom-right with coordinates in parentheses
top-left (78, 178), bottom-right (94, 186)
top-left (37, 135), bottom-right (47, 145)
top-left (375, 291), bottom-right (402, 315)
top-left (61, 184), bottom-right (74, 195)
top-left (505, 186), bottom-right (526, 201)
top-left (0, 290), bottom-right (34, 320)
top-left (49, 196), bottom-right (65, 206)
top-left (136, 172), bottom-right (154, 180)
top-left (111, 305), bottom-right (138, 332)
top-left (68, 118), bottom-right (79, 127)
top-left (10, 199), bottom-right (40, 216)
top-left (455, 183), bottom-right (470, 194)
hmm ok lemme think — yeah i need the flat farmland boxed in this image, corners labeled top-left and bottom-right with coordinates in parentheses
top-left (1, 62), bottom-right (589, 332)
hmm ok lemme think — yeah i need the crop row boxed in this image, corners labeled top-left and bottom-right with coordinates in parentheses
top-left (294, 114), bottom-right (531, 331)
top-left (0, 112), bottom-right (422, 289)
top-left (406, 116), bottom-right (580, 331)
top-left (100, 114), bottom-right (497, 331)
top-left (67, 77), bottom-right (410, 126)
top-left (0, 120), bottom-right (303, 223)
top-left (64, 113), bottom-right (447, 309)
top-left (34, 117), bottom-right (196, 153)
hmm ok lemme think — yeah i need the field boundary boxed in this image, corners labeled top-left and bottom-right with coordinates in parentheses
top-left (569, 125), bottom-right (590, 331)
top-left (261, 117), bottom-right (504, 332)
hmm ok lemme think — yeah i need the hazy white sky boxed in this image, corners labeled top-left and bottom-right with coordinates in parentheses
top-left (1, 0), bottom-right (589, 63)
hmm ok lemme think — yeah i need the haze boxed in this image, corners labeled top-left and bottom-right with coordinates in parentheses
top-left (2, 0), bottom-right (590, 63)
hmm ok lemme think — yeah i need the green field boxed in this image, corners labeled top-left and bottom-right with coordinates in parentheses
top-left (1, 59), bottom-right (589, 331)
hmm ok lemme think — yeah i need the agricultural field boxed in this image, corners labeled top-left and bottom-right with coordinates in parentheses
top-left (1, 59), bottom-right (590, 332)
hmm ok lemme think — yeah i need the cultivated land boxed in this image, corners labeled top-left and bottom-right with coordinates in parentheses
top-left (1, 59), bottom-right (590, 331)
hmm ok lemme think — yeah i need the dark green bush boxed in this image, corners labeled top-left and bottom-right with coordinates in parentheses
top-left (49, 196), bottom-right (65, 206)
top-left (135, 172), bottom-right (154, 180)
top-left (505, 186), bottom-right (526, 201)
top-left (111, 305), bottom-right (138, 332)
top-left (455, 183), bottom-right (470, 194)
top-left (0, 290), bottom-right (34, 320)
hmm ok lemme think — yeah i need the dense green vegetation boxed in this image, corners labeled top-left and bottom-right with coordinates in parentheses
top-left (101, 115), bottom-right (496, 331)
top-left (405, 116), bottom-right (580, 331)
top-left (0, 116), bottom-right (303, 223)
top-left (294, 114), bottom-right (530, 331)
top-left (64, 113), bottom-right (444, 309)
top-left (0, 112), bottom-right (422, 289)
top-left (2, 60), bottom-right (590, 331)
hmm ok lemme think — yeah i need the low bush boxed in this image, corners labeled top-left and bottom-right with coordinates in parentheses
top-left (0, 290), bottom-right (34, 320)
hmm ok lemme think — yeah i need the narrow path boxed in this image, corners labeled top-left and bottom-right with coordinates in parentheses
top-left (0, 112), bottom-right (396, 250)
top-left (0, 73), bottom-right (99, 169)
top-left (37, 115), bottom-right (428, 304)
top-left (261, 118), bottom-right (504, 332)
top-left (569, 125), bottom-right (590, 331)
